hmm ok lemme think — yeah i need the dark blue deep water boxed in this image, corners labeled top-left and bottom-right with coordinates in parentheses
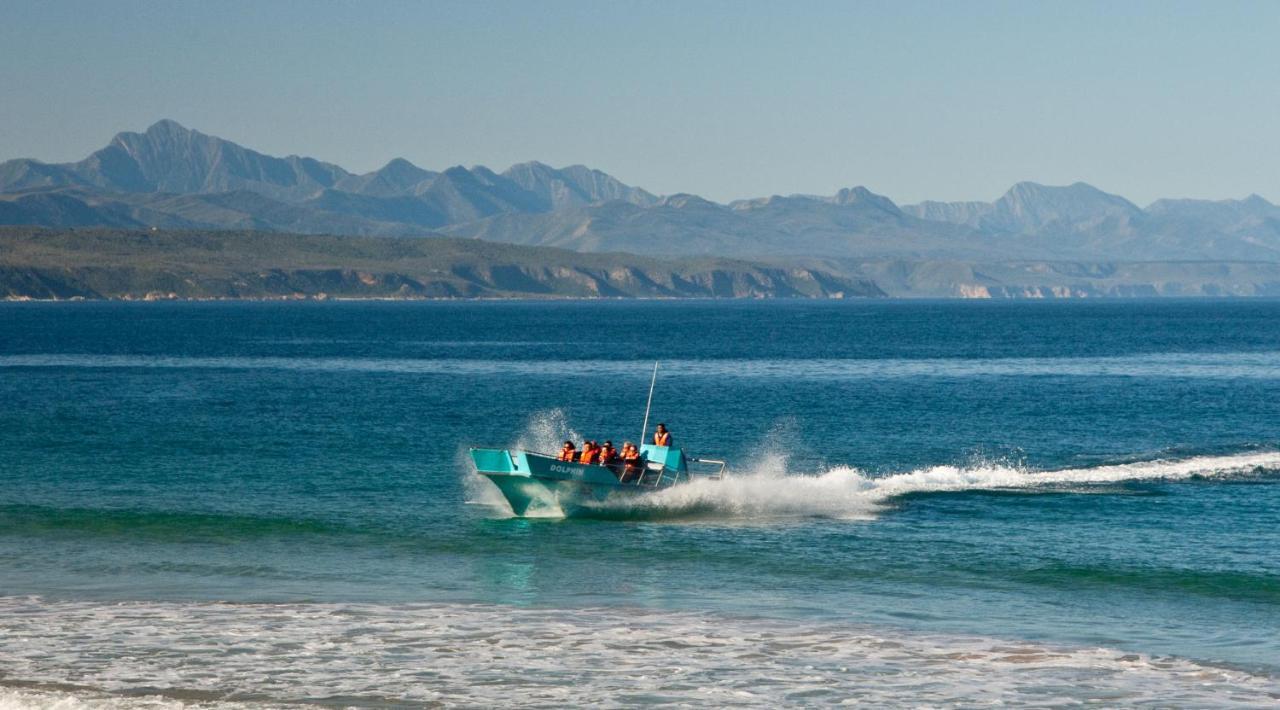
top-left (1, 300), bottom-right (1278, 706)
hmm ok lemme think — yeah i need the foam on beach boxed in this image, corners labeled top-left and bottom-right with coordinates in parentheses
top-left (0, 597), bottom-right (1276, 708)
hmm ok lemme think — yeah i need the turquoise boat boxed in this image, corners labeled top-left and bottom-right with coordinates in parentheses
top-left (470, 443), bottom-right (727, 517)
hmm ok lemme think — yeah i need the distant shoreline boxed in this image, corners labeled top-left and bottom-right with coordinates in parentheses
top-left (0, 227), bottom-right (884, 301)
top-left (6, 226), bottom-right (1280, 300)
top-left (1, 294), bottom-right (834, 303)
top-left (8, 294), bottom-right (1280, 306)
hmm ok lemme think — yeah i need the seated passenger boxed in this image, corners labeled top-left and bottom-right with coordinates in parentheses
top-left (558, 441), bottom-right (577, 461)
top-left (598, 441), bottom-right (618, 467)
top-left (653, 423), bottom-right (672, 447)
top-left (621, 442), bottom-right (644, 483)
top-left (578, 441), bottom-right (598, 465)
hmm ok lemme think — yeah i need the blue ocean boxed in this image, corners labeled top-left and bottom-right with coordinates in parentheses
top-left (1, 300), bottom-right (1278, 707)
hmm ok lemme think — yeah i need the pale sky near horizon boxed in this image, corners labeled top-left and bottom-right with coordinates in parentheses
top-left (1, 0), bottom-right (1278, 206)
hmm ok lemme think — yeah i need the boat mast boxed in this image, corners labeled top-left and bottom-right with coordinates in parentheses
top-left (640, 361), bottom-right (659, 445)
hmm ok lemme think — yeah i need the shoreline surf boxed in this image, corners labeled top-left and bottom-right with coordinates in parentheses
top-left (2, 597), bottom-right (1277, 708)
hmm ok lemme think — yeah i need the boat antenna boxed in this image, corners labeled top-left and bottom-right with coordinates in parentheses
top-left (640, 361), bottom-right (659, 445)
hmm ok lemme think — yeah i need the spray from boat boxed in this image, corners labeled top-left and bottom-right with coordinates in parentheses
top-left (467, 363), bottom-right (1280, 519)
top-left (607, 450), bottom-right (1280, 520)
top-left (469, 363), bottom-right (730, 517)
top-left (470, 414), bottom-right (1280, 520)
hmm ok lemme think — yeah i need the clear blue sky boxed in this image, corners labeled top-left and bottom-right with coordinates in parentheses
top-left (2, 0), bottom-right (1277, 205)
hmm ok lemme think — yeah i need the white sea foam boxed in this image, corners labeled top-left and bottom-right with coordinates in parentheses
top-left (567, 450), bottom-right (1280, 521)
top-left (0, 687), bottom-right (268, 710)
top-left (0, 597), bottom-right (1274, 709)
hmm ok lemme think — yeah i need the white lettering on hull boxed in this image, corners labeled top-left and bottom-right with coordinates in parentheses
top-left (549, 464), bottom-right (581, 475)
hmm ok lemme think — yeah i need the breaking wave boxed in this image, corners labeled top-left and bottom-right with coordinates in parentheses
top-left (1, 597), bottom-right (1276, 708)
top-left (10, 352), bottom-right (1280, 380)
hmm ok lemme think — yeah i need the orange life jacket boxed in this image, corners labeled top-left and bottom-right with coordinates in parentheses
top-left (654, 431), bottom-right (671, 446)
top-left (579, 447), bottom-right (597, 464)
top-left (559, 447), bottom-right (576, 461)
top-left (599, 447), bottom-right (617, 464)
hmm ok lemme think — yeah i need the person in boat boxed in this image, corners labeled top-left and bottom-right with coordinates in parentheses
top-left (558, 441), bottom-right (577, 461)
top-left (598, 440), bottom-right (618, 468)
top-left (578, 440), bottom-right (599, 465)
top-left (621, 442), bottom-right (644, 483)
top-left (653, 423), bottom-right (672, 447)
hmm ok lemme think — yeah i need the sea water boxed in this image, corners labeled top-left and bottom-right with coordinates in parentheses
top-left (0, 300), bottom-right (1278, 707)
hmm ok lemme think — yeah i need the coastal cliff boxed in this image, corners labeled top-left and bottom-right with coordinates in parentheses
top-left (0, 228), bottom-right (883, 301)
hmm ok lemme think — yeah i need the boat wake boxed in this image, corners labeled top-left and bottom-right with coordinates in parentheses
top-left (600, 450), bottom-right (1280, 520)
top-left (468, 409), bottom-right (1280, 520)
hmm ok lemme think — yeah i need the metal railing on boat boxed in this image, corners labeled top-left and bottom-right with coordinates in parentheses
top-left (631, 457), bottom-right (727, 487)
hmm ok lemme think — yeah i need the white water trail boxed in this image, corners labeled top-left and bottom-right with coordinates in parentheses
top-left (615, 450), bottom-right (1280, 520)
top-left (467, 411), bottom-right (1280, 521)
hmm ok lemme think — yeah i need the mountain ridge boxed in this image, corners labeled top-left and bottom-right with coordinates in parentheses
top-left (4, 120), bottom-right (1280, 264)
top-left (0, 120), bottom-right (661, 233)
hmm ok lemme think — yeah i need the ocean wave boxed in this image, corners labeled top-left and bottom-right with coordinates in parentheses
top-left (1011, 564), bottom-right (1280, 605)
top-left (0, 597), bottom-right (1275, 709)
top-left (8, 352), bottom-right (1280, 379)
top-left (0, 505), bottom-right (351, 542)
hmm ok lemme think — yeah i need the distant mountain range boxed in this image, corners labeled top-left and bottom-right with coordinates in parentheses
top-left (4, 119), bottom-right (1280, 266)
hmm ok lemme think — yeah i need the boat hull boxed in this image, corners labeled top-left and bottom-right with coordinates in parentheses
top-left (469, 446), bottom-right (686, 517)
top-left (481, 472), bottom-right (649, 516)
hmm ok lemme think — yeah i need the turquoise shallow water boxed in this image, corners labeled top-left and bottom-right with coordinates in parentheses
top-left (1, 300), bottom-right (1279, 707)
